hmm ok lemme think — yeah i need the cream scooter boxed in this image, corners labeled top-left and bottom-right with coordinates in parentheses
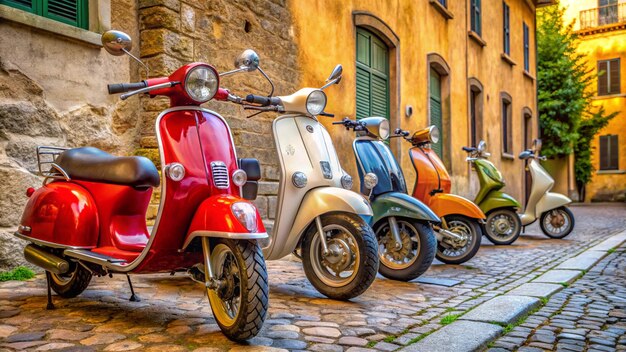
top-left (519, 140), bottom-right (575, 238)
top-left (222, 56), bottom-right (378, 300)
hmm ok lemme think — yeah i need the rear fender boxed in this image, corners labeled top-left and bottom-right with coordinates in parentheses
top-left (183, 194), bottom-right (267, 250)
top-left (16, 182), bottom-right (99, 248)
top-left (478, 191), bottom-right (521, 214)
top-left (535, 192), bottom-right (571, 217)
top-left (429, 193), bottom-right (486, 220)
top-left (371, 192), bottom-right (440, 225)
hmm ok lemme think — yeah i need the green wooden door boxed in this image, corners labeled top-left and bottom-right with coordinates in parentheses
top-left (430, 68), bottom-right (443, 157)
top-left (356, 28), bottom-right (389, 120)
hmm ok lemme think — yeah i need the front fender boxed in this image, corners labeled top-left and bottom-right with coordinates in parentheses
top-left (273, 187), bottom-right (373, 259)
top-left (372, 192), bottom-right (440, 225)
top-left (536, 192), bottom-right (571, 217)
top-left (429, 193), bottom-right (486, 220)
top-left (478, 191), bottom-right (521, 214)
top-left (183, 194), bottom-right (267, 249)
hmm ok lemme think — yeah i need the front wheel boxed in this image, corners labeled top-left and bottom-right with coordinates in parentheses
top-left (203, 238), bottom-right (268, 341)
top-left (436, 215), bottom-right (482, 265)
top-left (375, 218), bottom-right (436, 281)
top-left (483, 208), bottom-right (522, 245)
top-left (540, 207), bottom-right (575, 239)
top-left (301, 213), bottom-right (378, 300)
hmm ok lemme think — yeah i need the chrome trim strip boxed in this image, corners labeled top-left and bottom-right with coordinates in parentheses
top-left (14, 232), bottom-right (95, 250)
top-left (63, 249), bottom-right (127, 266)
top-left (99, 106), bottom-right (239, 272)
top-left (182, 231), bottom-right (269, 250)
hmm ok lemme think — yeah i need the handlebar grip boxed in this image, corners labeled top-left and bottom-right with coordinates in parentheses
top-left (332, 121), bottom-right (345, 125)
top-left (108, 81), bottom-right (147, 94)
top-left (245, 94), bottom-right (281, 107)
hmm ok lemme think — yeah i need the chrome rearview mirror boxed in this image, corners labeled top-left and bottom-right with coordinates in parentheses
top-left (533, 139), bottom-right (542, 153)
top-left (101, 30), bottom-right (132, 56)
top-left (321, 64), bottom-right (343, 90)
top-left (477, 140), bottom-right (486, 152)
top-left (235, 49), bottom-right (260, 72)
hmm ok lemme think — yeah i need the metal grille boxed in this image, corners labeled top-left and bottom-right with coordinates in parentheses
top-left (211, 161), bottom-right (229, 189)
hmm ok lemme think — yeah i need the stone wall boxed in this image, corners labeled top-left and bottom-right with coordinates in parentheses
top-left (136, 0), bottom-right (299, 226)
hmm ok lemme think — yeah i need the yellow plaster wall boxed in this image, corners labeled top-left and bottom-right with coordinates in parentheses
top-left (288, 0), bottom-right (538, 202)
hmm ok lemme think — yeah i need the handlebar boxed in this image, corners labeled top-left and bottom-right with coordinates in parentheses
top-left (462, 146), bottom-right (477, 153)
top-left (245, 94), bottom-right (281, 107)
top-left (108, 81), bottom-right (147, 94)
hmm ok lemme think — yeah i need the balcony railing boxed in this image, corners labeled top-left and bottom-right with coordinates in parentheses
top-left (579, 3), bottom-right (626, 30)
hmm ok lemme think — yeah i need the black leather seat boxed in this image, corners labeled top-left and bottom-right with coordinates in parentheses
top-left (55, 147), bottom-right (160, 188)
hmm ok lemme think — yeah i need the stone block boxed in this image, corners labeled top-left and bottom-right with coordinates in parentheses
top-left (139, 6), bottom-right (180, 31)
top-left (401, 321), bottom-right (502, 352)
top-left (460, 295), bottom-right (541, 325)
top-left (140, 136), bottom-right (159, 149)
top-left (181, 4), bottom-right (196, 32)
top-left (142, 54), bottom-right (183, 78)
top-left (506, 283), bottom-right (563, 299)
top-left (253, 196), bottom-right (268, 219)
top-left (268, 196), bottom-right (277, 220)
top-left (141, 96), bottom-right (170, 112)
top-left (259, 181), bottom-right (279, 195)
top-left (141, 29), bottom-right (193, 61)
top-left (556, 252), bottom-right (605, 271)
top-left (138, 0), bottom-right (180, 12)
top-left (533, 270), bottom-right (581, 285)
top-left (0, 167), bottom-right (40, 227)
top-left (590, 232), bottom-right (626, 251)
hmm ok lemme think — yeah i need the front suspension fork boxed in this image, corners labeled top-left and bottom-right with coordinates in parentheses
top-left (388, 216), bottom-right (403, 250)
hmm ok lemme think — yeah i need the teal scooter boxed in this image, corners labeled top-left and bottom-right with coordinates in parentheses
top-left (333, 117), bottom-right (438, 282)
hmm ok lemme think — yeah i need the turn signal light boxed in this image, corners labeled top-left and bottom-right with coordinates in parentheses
top-left (26, 187), bottom-right (35, 197)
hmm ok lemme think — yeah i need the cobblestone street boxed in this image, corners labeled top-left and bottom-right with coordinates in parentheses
top-left (0, 203), bottom-right (625, 352)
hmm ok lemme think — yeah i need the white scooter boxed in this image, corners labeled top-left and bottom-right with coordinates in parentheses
top-left (519, 139), bottom-right (575, 238)
top-left (222, 52), bottom-right (378, 300)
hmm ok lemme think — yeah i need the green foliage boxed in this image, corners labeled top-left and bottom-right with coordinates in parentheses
top-left (440, 314), bottom-right (460, 325)
top-left (537, 2), bottom-right (618, 196)
top-left (0, 266), bottom-right (35, 281)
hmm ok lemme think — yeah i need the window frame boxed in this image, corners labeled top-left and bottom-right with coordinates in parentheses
top-left (523, 22), bottom-right (530, 72)
top-left (599, 134), bottom-right (619, 171)
top-left (598, 58), bottom-right (621, 96)
top-left (500, 92), bottom-right (514, 159)
top-left (503, 2), bottom-right (511, 56)
top-left (471, 0), bottom-right (482, 36)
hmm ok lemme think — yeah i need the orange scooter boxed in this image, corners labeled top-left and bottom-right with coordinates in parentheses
top-left (396, 126), bottom-right (485, 264)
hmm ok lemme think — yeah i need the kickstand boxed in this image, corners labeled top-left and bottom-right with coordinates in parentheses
top-left (45, 272), bottom-right (55, 310)
top-left (126, 274), bottom-right (140, 302)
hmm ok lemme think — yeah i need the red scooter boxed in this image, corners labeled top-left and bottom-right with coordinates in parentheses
top-left (14, 30), bottom-right (268, 341)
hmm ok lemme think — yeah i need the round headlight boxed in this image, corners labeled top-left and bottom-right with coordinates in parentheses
top-left (477, 140), bottom-right (487, 153)
top-left (232, 169), bottom-right (247, 187)
top-left (185, 65), bottom-right (218, 103)
top-left (231, 202), bottom-right (258, 232)
top-left (379, 119), bottom-right (390, 140)
top-left (165, 163), bottom-right (185, 181)
top-left (306, 90), bottom-right (327, 116)
top-left (341, 174), bottom-right (353, 190)
top-left (292, 172), bottom-right (308, 188)
top-left (363, 172), bottom-right (378, 190)
top-left (430, 125), bottom-right (440, 144)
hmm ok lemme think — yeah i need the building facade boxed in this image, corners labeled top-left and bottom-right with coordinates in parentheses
top-left (562, 0), bottom-right (626, 202)
top-left (0, 0), bottom-right (548, 269)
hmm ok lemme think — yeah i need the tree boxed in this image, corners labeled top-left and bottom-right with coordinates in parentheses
top-left (537, 2), bottom-right (617, 201)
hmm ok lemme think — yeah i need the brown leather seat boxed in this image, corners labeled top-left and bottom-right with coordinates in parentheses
top-left (55, 147), bottom-right (160, 188)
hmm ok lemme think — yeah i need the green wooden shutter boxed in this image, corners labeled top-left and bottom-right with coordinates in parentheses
top-left (503, 2), bottom-right (510, 55)
top-left (0, 0), bottom-right (37, 12)
top-left (523, 23), bottom-right (530, 71)
top-left (599, 134), bottom-right (618, 170)
top-left (355, 28), bottom-right (389, 120)
top-left (598, 61), bottom-right (609, 96)
top-left (0, 0), bottom-right (87, 29)
top-left (430, 68), bottom-right (443, 158)
top-left (609, 135), bottom-right (619, 169)
top-left (609, 58), bottom-right (620, 94)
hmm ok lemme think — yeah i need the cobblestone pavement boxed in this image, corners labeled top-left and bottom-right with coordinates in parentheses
top-left (0, 203), bottom-right (625, 351)
top-left (489, 241), bottom-right (626, 352)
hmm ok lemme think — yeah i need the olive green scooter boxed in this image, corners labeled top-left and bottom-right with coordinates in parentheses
top-left (463, 141), bottom-right (522, 245)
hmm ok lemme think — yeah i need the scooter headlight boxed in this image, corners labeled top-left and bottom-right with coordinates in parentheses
top-left (430, 125), bottom-right (440, 144)
top-left (363, 173), bottom-right (378, 190)
top-left (341, 174), bottom-right (353, 190)
top-left (185, 65), bottom-right (219, 103)
top-left (231, 202), bottom-right (258, 232)
top-left (232, 169), bottom-right (247, 187)
top-left (379, 119), bottom-right (390, 140)
top-left (306, 90), bottom-right (327, 116)
top-left (292, 172), bottom-right (308, 188)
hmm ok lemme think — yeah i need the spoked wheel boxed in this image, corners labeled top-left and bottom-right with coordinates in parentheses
top-left (484, 208), bottom-right (521, 245)
top-left (202, 238), bottom-right (268, 341)
top-left (540, 207), bottom-right (575, 239)
top-left (375, 218), bottom-right (436, 281)
top-left (301, 213), bottom-right (378, 300)
top-left (436, 215), bottom-right (482, 265)
top-left (49, 261), bottom-right (92, 298)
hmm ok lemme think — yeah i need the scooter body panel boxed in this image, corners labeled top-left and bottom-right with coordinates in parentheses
top-left (429, 193), bottom-right (486, 220)
top-left (520, 159), bottom-right (571, 225)
top-left (370, 192), bottom-right (439, 226)
top-left (353, 139), bottom-right (407, 196)
top-left (409, 147), bottom-right (452, 204)
top-left (478, 190), bottom-right (521, 214)
top-left (264, 114), bottom-right (371, 260)
top-left (17, 182), bottom-right (99, 248)
top-left (472, 158), bottom-right (507, 205)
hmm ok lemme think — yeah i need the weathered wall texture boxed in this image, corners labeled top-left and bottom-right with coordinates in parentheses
top-left (0, 0), bottom-right (140, 270)
top-left (289, 0), bottom-right (539, 203)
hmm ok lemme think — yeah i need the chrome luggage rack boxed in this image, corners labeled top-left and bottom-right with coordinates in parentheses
top-left (36, 146), bottom-right (70, 181)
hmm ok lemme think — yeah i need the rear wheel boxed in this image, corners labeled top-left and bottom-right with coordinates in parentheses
top-left (483, 208), bottom-right (521, 245)
top-left (375, 218), bottom-right (436, 281)
top-left (203, 238), bottom-right (268, 341)
top-left (436, 215), bottom-right (482, 265)
top-left (49, 262), bottom-right (92, 298)
top-left (540, 207), bottom-right (575, 239)
top-left (302, 213), bottom-right (378, 300)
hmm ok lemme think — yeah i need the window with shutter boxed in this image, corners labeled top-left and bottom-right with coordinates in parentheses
top-left (599, 0), bottom-right (618, 26)
top-left (598, 59), bottom-right (620, 96)
top-left (471, 0), bottom-right (482, 36)
top-left (503, 2), bottom-right (510, 55)
top-left (523, 23), bottom-right (530, 72)
top-left (501, 95), bottom-right (513, 155)
top-left (355, 28), bottom-right (389, 121)
top-left (599, 134), bottom-right (619, 170)
top-left (430, 68), bottom-right (444, 158)
top-left (0, 0), bottom-right (88, 29)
